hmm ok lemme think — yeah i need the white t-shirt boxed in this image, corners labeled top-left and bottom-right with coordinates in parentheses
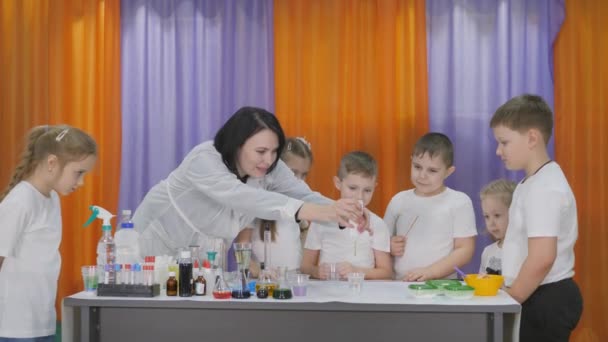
top-left (251, 218), bottom-right (302, 270)
top-left (502, 162), bottom-right (577, 286)
top-left (384, 187), bottom-right (477, 279)
top-left (0, 181), bottom-right (62, 338)
top-left (133, 141), bottom-right (330, 257)
top-left (304, 212), bottom-right (390, 268)
top-left (479, 242), bottom-right (502, 275)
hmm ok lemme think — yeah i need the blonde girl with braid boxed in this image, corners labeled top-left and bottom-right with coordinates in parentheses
top-left (478, 179), bottom-right (516, 275)
top-left (0, 125), bottom-right (97, 341)
top-left (236, 137), bottom-right (313, 276)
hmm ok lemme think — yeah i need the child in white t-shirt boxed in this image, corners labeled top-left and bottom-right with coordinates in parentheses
top-left (478, 179), bottom-right (516, 275)
top-left (301, 151), bottom-right (392, 280)
top-left (236, 137), bottom-right (313, 274)
top-left (0, 125), bottom-right (97, 340)
top-left (384, 132), bottom-right (477, 281)
top-left (491, 94), bottom-right (582, 341)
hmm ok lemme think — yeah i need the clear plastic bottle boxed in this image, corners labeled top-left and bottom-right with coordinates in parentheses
top-left (96, 224), bottom-right (116, 284)
top-left (115, 209), bottom-right (140, 265)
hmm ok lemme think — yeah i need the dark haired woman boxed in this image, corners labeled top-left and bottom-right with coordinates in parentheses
top-left (133, 107), bottom-right (365, 258)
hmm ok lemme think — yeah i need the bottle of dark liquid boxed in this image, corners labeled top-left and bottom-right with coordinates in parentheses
top-left (166, 272), bottom-right (177, 296)
top-left (178, 250), bottom-right (193, 297)
top-left (193, 270), bottom-right (206, 296)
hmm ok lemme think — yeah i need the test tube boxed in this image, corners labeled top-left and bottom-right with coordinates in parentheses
top-left (124, 264), bottom-right (131, 285)
top-left (114, 264), bottom-right (123, 284)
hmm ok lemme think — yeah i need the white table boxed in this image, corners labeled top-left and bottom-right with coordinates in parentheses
top-left (62, 280), bottom-right (520, 342)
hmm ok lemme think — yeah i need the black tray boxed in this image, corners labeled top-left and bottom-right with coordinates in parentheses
top-left (97, 283), bottom-right (160, 297)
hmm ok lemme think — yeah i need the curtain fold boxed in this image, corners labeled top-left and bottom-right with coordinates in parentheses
top-left (273, 0), bottom-right (429, 216)
top-left (425, 0), bottom-right (564, 272)
top-left (119, 0), bottom-right (275, 213)
top-left (554, 0), bottom-right (608, 340)
top-left (0, 0), bottom-right (122, 320)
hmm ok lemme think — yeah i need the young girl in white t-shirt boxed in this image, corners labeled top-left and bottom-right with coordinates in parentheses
top-left (236, 137), bottom-right (313, 275)
top-left (478, 179), bottom-right (516, 275)
top-left (0, 125), bottom-right (97, 341)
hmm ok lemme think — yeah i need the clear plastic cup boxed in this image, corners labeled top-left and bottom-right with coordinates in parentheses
top-left (347, 272), bottom-right (365, 294)
top-left (328, 263), bottom-right (338, 281)
top-left (289, 273), bottom-right (310, 296)
top-left (81, 266), bottom-right (99, 294)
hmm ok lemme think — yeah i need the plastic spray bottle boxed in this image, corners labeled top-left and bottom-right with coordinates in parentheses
top-left (84, 205), bottom-right (116, 284)
top-left (114, 209), bottom-right (140, 264)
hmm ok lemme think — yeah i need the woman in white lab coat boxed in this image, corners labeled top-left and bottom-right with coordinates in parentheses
top-left (133, 107), bottom-right (364, 258)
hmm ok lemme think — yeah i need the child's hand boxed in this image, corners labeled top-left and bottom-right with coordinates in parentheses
top-left (317, 263), bottom-right (330, 280)
top-left (390, 235), bottom-right (407, 256)
top-left (337, 262), bottom-right (355, 279)
top-left (404, 267), bottom-right (435, 282)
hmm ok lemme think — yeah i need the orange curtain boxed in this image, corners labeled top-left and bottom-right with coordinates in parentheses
top-left (554, 0), bottom-right (608, 341)
top-left (0, 0), bottom-right (121, 319)
top-left (274, 0), bottom-right (429, 214)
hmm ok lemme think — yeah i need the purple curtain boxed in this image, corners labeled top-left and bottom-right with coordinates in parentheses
top-left (119, 0), bottom-right (275, 212)
top-left (120, 0), bottom-right (274, 270)
top-left (426, 0), bottom-right (564, 273)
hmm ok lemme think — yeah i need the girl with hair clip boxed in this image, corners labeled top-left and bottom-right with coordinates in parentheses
top-left (0, 125), bottom-right (97, 341)
top-left (235, 137), bottom-right (313, 276)
top-left (134, 107), bottom-right (368, 260)
top-left (479, 179), bottom-right (517, 276)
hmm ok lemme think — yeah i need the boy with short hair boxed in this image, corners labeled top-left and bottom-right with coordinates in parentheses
top-left (384, 132), bottom-right (477, 281)
top-left (300, 151), bottom-right (392, 280)
top-left (491, 94), bottom-right (582, 341)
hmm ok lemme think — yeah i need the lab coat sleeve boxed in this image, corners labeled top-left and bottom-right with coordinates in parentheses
top-left (185, 149), bottom-right (324, 221)
top-left (266, 160), bottom-right (332, 205)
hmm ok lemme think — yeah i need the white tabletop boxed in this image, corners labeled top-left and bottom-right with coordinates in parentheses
top-left (67, 280), bottom-right (519, 308)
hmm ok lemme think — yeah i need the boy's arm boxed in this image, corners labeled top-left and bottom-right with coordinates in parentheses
top-left (406, 236), bottom-right (475, 281)
top-left (383, 198), bottom-right (406, 256)
top-left (358, 250), bottom-right (393, 280)
top-left (300, 248), bottom-right (322, 279)
top-left (506, 237), bottom-right (556, 303)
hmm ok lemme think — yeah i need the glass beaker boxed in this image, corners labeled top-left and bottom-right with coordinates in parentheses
top-left (256, 262), bottom-right (277, 298)
top-left (272, 266), bottom-right (292, 300)
top-left (212, 268), bottom-right (232, 299)
top-left (232, 243), bottom-right (252, 299)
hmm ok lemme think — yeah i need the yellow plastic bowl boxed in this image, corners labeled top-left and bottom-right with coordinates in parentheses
top-left (464, 274), bottom-right (504, 296)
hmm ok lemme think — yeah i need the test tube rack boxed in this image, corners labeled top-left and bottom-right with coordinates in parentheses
top-left (97, 283), bottom-right (161, 297)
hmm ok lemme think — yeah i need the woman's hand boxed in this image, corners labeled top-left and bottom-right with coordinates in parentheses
top-left (333, 198), bottom-right (364, 226)
top-left (297, 199), bottom-right (363, 226)
top-left (356, 208), bottom-right (373, 235)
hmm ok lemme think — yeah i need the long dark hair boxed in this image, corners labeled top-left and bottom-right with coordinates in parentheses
top-left (214, 107), bottom-right (286, 180)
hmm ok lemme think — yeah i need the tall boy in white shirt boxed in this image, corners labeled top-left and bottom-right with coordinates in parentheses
top-left (300, 151), bottom-right (392, 280)
top-left (491, 94), bottom-right (582, 341)
top-left (384, 132), bottom-right (477, 281)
